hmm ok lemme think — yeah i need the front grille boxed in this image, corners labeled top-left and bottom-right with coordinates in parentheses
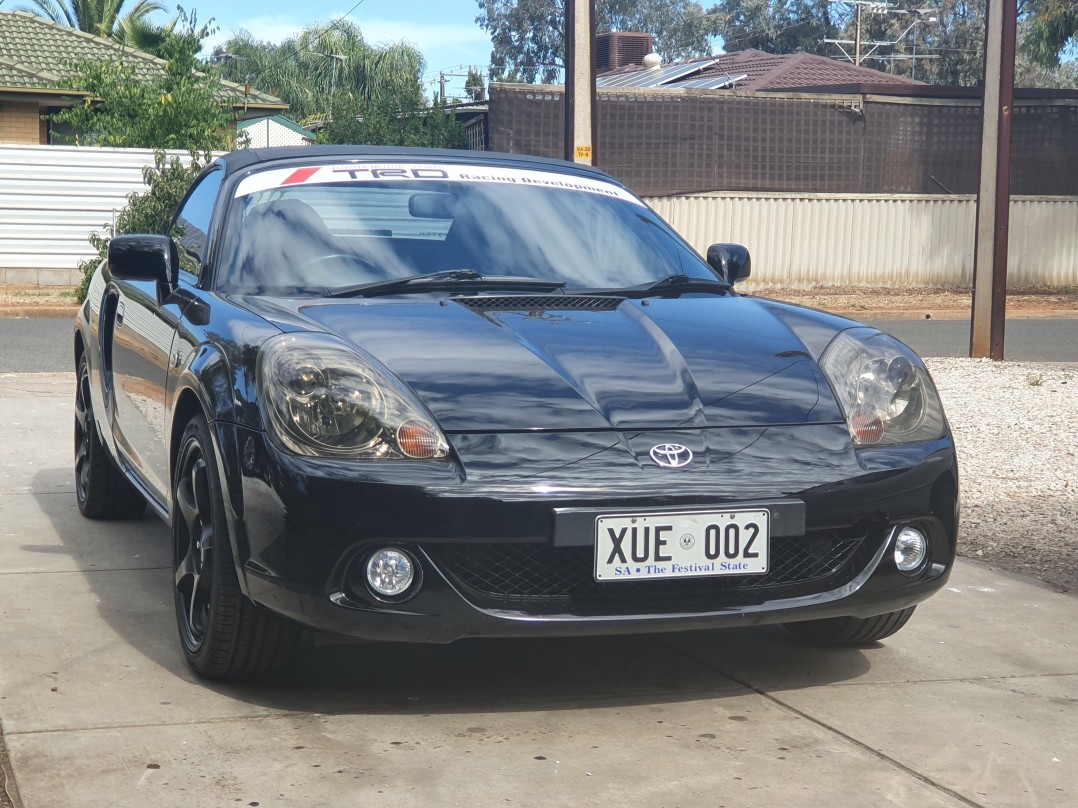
top-left (452, 295), bottom-right (623, 312)
top-left (424, 529), bottom-right (882, 616)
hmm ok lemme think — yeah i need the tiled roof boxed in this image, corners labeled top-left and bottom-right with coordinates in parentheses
top-left (697, 49), bottom-right (924, 91)
top-left (0, 10), bottom-right (285, 108)
top-left (598, 49), bottom-right (923, 92)
top-left (0, 58), bottom-right (59, 90)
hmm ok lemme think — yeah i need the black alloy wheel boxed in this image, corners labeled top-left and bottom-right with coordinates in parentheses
top-left (174, 426), bottom-right (216, 654)
top-left (74, 353), bottom-right (145, 519)
top-left (172, 414), bottom-right (300, 678)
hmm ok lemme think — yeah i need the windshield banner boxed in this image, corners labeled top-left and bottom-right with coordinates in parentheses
top-left (233, 163), bottom-right (644, 205)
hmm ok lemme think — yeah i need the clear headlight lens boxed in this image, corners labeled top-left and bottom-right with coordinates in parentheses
top-left (820, 328), bottom-right (946, 446)
top-left (257, 333), bottom-right (449, 459)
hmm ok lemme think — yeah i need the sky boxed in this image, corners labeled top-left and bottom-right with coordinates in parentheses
top-left (182, 0), bottom-right (495, 100)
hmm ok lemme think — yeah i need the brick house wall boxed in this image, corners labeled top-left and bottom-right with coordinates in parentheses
top-left (0, 101), bottom-right (46, 144)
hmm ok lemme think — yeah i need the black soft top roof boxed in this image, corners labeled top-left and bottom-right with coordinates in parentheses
top-left (216, 145), bottom-right (620, 186)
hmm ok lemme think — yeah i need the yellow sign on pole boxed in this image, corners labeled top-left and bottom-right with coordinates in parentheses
top-left (575, 145), bottom-right (592, 160)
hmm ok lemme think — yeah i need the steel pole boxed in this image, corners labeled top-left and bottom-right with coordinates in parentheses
top-left (970, 0), bottom-right (1017, 360)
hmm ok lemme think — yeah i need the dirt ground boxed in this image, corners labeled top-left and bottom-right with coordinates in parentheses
top-left (3, 284), bottom-right (1078, 318)
top-left (746, 285), bottom-right (1078, 318)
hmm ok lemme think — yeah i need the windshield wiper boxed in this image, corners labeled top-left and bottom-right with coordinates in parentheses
top-left (324, 269), bottom-right (566, 299)
top-left (587, 273), bottom-right (731, 299)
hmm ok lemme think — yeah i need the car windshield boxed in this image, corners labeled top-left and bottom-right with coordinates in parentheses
top-left (218, 163), bottom-right (718, 295)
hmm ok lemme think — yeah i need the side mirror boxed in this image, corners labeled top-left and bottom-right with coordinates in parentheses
top-left (706, 243), bottom-right (751, 284)
top-left (107, 235), bottom-right (178, 285)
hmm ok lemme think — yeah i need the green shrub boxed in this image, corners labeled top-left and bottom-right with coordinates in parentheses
top-left (76, 150), bottom-right (211, 302)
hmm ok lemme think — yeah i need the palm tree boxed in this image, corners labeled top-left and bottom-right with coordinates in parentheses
top-left (216, 20), bottom-right (424, 123)
top-left (18, 0), bottom-right (165, 39)
top-left (114, 14), bottom-right (178, 57)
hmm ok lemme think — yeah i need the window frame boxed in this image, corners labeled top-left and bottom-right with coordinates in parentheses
top-left (170, 167), bottom-right (224, 281)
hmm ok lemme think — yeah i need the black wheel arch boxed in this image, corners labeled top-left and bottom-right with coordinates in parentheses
top-left (169, 348), bottom-right (254, 598)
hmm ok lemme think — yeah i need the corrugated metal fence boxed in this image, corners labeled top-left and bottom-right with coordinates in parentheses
top-left (648, 193), bottom-right (1078, 289)
top-left (1, 144), bottom-right (1076, 288)
top-left (0, 145), bottom-right (201, 286)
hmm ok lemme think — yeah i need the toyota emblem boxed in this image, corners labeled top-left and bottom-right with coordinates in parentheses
top-left (649, 443), bottom-right (693, 469)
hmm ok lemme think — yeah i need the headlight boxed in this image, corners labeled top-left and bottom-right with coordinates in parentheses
top-left (257, 333), bottom-right (449, 460)
top-left (819, 328), bottom-right (946, 446)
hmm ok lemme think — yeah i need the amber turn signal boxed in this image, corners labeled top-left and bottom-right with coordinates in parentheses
top-left (397, 419), bottom-right (446, 459)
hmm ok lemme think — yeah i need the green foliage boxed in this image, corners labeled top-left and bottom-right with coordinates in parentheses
top-left (717, 0), bottom-right (834, 56)
top-left (114, 13), bottom-right (181, 58)
top-left (475, 0), bottom-right (724, 84)
top-left (16, 0), bottom-right (164, 36)
top-left (75, 150), bottom-right (210, 302)
top-left (1016, 57), bottom-right (1078, 88)
top-left (465, 68), bottom-right (486, 100)
top-left (1022, 0), bottom-right (1078, 69)
top-left (214, 21), bottom-right (425, 123)
top-left (51, 10), bottom-right (236, 150)
top-left (317, 96), bottom-right (466, 149)
top-left (717, 0), bottom-right (1076, 88)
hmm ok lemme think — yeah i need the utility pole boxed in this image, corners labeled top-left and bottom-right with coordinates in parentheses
top-left (854, 2), bottom-right (863, 65)
top-left (313, 53), bottom-right (346, 119)
top-left (430, 68), bottom-right (484, 104)
top-left (825, 1), bottom-right (918, 66)
top-left (970, 0), bottom-right (1018, 360)
top-left (563, 0), bottom-right (596, 165)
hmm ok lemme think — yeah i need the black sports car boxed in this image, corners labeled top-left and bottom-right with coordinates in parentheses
top-left (74, 146), bottom-right (958, 679)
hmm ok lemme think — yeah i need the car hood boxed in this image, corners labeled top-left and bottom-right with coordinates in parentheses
top-left (238, 294), bottom-right (849, 432)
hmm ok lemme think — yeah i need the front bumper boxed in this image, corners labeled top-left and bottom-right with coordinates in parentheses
top-left (220, 422), bottom-right (958, 643)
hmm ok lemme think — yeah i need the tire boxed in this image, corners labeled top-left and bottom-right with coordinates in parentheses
top-left (172, 414), bottom-right (300, 679)
top-left (74, 353), bottom-right (146, 519)
top-left (784, 606), bottom-right (917, 646)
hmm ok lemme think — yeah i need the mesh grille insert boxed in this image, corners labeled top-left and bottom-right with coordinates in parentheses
top-left (425, 530), bottom-right (880, 616)
top-left (453, 295), bottom-right (623, 312)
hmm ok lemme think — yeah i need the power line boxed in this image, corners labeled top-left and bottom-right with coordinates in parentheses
top-left (233, 0), bottom-right (373, 83)
top-left (824, 1), bottom-right (940, 69)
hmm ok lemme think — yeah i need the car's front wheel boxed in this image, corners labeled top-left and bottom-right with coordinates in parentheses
top-left (173, 414), bottom-right (300, 679)
top-left (784, 607), bottom-right (916, 646)
top-left (74, 353), bottom-right (146, 519)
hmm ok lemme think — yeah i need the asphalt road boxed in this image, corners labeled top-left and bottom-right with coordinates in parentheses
top-left (0, 315), bottom-right (1075, 374)
top-left (867, 318), bottom-right (1078, 363)
top-left (0, 316), bottom-right (75, 373)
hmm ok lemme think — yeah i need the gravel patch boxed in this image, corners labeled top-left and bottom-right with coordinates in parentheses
top-left (761, 285), bottom-right (1078, 315)
top-left (925, 358), bottom-right (1078, 592)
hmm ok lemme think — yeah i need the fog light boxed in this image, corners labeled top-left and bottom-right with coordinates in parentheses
top-left (366, 548), bottom-right (417, 597)
top-left (894, 527), bottom-right (928, 574)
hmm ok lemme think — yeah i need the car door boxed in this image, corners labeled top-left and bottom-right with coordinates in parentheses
top-left (109, 168), bottom-right (223, 506)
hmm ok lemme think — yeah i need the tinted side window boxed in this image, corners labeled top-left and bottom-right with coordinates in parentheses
top-left (172, 169), bottom-right (223, 277)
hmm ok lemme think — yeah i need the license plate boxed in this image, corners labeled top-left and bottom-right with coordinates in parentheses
top-left (594, 509), bottom-right (769, 581)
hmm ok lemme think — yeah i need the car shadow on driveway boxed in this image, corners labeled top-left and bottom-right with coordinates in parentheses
top-left (31, 466), bottom-right (878, 717)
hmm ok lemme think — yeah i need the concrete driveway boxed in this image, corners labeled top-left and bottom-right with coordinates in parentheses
top-left (1, 372), bottom-right (1075, 808)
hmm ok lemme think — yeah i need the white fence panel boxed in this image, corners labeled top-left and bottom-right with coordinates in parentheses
top-left (1, 145), bottom-right (1076, 289)
top-left (1009, 198), bottom-right (1078, 288)
top-left (0, 144), bottom-right (199, 285)
top-left (646, 193), bottom-right (1078, 290)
